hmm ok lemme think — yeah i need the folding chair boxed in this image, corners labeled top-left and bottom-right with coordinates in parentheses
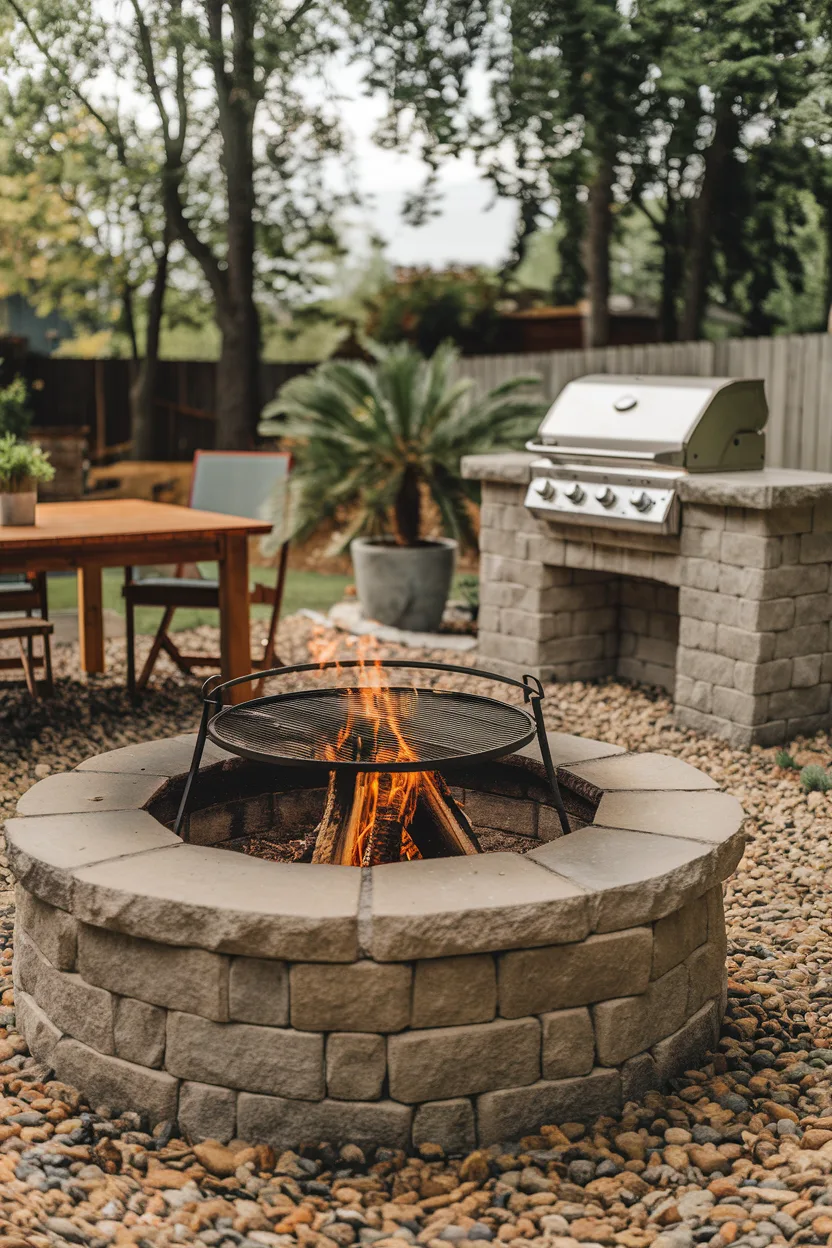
top-left (0, 573), bottom-right (53, 696)
top-left (122, 450), bottom-right (291, 695)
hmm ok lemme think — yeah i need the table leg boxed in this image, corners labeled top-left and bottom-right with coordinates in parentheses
top-left (78, 566), bottom-right (105, 674)
top-left (218, 533), bottom-right (251, 703)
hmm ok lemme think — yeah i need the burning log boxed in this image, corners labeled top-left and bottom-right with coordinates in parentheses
top-left (409, 772), bottom-right (480, 859)
top-left (310, 768), bottom-right (480, 866)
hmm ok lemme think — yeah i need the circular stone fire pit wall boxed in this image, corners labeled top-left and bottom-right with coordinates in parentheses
top-left (7, 732), bottom-right (744, 1153)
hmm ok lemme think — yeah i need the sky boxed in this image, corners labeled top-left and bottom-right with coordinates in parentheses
top-left (332, 75), bottom-right (518, 269)
top-left (351, 151), bottom-right (517, 267)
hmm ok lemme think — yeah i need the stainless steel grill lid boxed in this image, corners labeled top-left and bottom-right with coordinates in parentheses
top-left (524, 373), bottom-right (768, 535)
top-left (527, 374), bottom-right (767, 471)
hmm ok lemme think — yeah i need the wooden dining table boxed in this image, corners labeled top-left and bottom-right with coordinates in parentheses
top-left (0, 499), bottom-right (272, 702)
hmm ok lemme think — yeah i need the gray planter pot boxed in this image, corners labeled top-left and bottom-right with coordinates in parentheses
top-left (350, 537), bottom-right (457, 633)
top-left (0, 491), bottom-right (36, 526)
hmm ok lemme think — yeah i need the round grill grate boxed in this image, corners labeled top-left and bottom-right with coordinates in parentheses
top-left (207, 685), bottom-right (536, 771)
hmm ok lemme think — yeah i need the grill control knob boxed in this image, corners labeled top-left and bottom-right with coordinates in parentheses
top-left (630, 489), bottom-right (654, 512)
top-left (595, 486), bottom-right (617, 508)
top-left (565, 483), bottom-right (586, 505)
top-left (534, 479), bottom-right (556, 500)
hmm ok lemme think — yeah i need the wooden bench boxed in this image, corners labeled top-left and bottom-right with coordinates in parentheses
top-left (0, 618), bottom-right (54, 698)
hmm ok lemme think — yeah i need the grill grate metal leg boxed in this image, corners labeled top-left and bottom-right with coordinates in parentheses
top-left (522, 674), bottom-right (571, 837)
top-left (174, 696), bottom-right (216, 840)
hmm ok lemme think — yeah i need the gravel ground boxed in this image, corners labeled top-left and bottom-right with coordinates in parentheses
top-left (2, 616), bottom-right (832, 1248)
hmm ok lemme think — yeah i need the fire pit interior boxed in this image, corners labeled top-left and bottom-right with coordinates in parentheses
top-left (174, 660), bottom-right (571, 865)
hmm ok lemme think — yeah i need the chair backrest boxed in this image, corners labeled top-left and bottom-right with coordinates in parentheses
top-left (190, 451), bottom-right (291, 542)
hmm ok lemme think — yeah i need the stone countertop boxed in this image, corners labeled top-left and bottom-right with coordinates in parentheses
top-left (461, 453), bottom-right (832, 509)
top-left (461, 452), bottom-right (537, 484)
top-left (677, 468), bottom-right (832, 509)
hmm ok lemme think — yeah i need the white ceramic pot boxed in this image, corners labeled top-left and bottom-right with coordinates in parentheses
top-left (0, 491), bottom-right (36, 525)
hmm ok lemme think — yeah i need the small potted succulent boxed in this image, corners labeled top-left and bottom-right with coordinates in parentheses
top-left (260, 340), bottom-right (544, 632)
top-left (0, 434), bottom-right (55, 525)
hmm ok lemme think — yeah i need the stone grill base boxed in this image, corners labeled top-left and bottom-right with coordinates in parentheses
top-left (463, 456), bottom-right (832, 747)
top-left (8, 733), bottom-right (745, 1152)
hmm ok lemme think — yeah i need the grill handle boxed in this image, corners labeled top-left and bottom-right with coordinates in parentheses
top-left (174, 661), bottom-right (571, 839)
top-left (199, 658), bottom-right (544, 703)
top-left (525, 441), bottom-right (683, 464)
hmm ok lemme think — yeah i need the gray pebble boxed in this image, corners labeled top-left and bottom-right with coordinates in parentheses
top-left (567, 1159), bottom-right (595, 1185)
top-left (652, 1230), bottom-right (694, 1248)
top-left (691, 1125), bottom-right (722, 1144)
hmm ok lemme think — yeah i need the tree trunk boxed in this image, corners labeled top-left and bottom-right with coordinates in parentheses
top-left (658, 206), bottom-right (683, 343)
top-left (680, 107), bottom-right (736, 341)
top-left (586, 155), bottom-right (614, 348)
top-left (122, 286), bottom-right (139, 361)
top-left (824, 203), bottom-right (832, 330)
top-left (212, 0), bottom-right (261, 450)
top-left (214, 155), bottom-right (260, 449)
top-left (215, 311), bottom-right (260, 450)
top-left (130, 239), bottom-right (169, 461)
top-left (553, 190), bottom-right (586, 307)
top-left (394, 464), bottom-right (421, 545)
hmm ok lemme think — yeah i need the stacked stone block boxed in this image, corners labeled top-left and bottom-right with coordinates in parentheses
top-left (471, 467), bottom-right (832, 746)
top-left (675, 502), bottom-right (832, 745)
top-left (14, 880), bottom-right (727, 1152)
top-left (618, 581), bottom-right (679, 692)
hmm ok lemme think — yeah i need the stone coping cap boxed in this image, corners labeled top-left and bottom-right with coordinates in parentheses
top-left (528, 826), bottom-right (743, 934)
top-left (678, 468), bottom-right (832, 509)
top-left (71, 846), bottom-right (362, 963)
top-left (566, 752), bottom-right (719, 798)
top-left (461, 452), bottom-right (535, 485)
top-left (5, 811), bottom-right (180, 911)
top-left (515, 733), bottom-right (625, 766)
top-left (6, 733), bottom-right (745, 962)
top-left (75, 734), bottom-right (235, 777)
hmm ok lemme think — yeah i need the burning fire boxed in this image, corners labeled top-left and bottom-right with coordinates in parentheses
top-left (306, 629), bottom-right (436, 866)
top-left (299, 624), bottom-right (483, 868)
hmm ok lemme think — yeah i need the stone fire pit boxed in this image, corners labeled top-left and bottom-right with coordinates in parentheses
top-left (8, 731), bottom-right (743, 1152)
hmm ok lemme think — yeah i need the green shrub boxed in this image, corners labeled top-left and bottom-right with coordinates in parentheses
top-left (0, 374), bottom-right (32, 440)
top-left (0, 434), bottom-right (55, 492)
top-left (774, 748), bottom-right (798, 769)
top-left (799, 763), bottom-right (832, 793)
top-left (260, 340), bottom-right (544, 550)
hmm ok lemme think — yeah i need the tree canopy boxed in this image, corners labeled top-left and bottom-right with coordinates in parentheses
top-left (3, 0), bottom-right (832, 453)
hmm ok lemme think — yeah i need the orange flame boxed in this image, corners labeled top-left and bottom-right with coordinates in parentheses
top-left (307, 629), bottom-right (423, 864)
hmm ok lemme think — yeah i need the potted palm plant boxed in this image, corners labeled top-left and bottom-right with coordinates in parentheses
top-left (0, 434), bottom-right (55, 526)
top-left (259, 341), bottom-right (544, 632)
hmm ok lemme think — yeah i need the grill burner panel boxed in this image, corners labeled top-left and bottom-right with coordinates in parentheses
top-left (208, 686), bottom-right (536, 771)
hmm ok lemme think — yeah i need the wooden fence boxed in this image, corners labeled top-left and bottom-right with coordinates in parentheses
top-left (13, 331), bottom-right (832, 471)
top-left (14, 357), bottom-right (311, 461)
top-left (454, 333), bottom-right (832, 474)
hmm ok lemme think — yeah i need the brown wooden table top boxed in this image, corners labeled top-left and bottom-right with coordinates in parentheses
top-left (0, 499), bottom-right (273, 553)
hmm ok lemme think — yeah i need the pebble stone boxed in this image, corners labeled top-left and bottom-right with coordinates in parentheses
top-left (1, 615), bottom-right (832, 1248)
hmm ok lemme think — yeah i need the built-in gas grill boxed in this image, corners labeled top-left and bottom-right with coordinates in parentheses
top-left (524, 375), bottom-right (767, 535)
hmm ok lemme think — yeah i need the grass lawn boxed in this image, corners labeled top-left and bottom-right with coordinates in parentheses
top-left (46, 566), bottom-right (353, 634)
